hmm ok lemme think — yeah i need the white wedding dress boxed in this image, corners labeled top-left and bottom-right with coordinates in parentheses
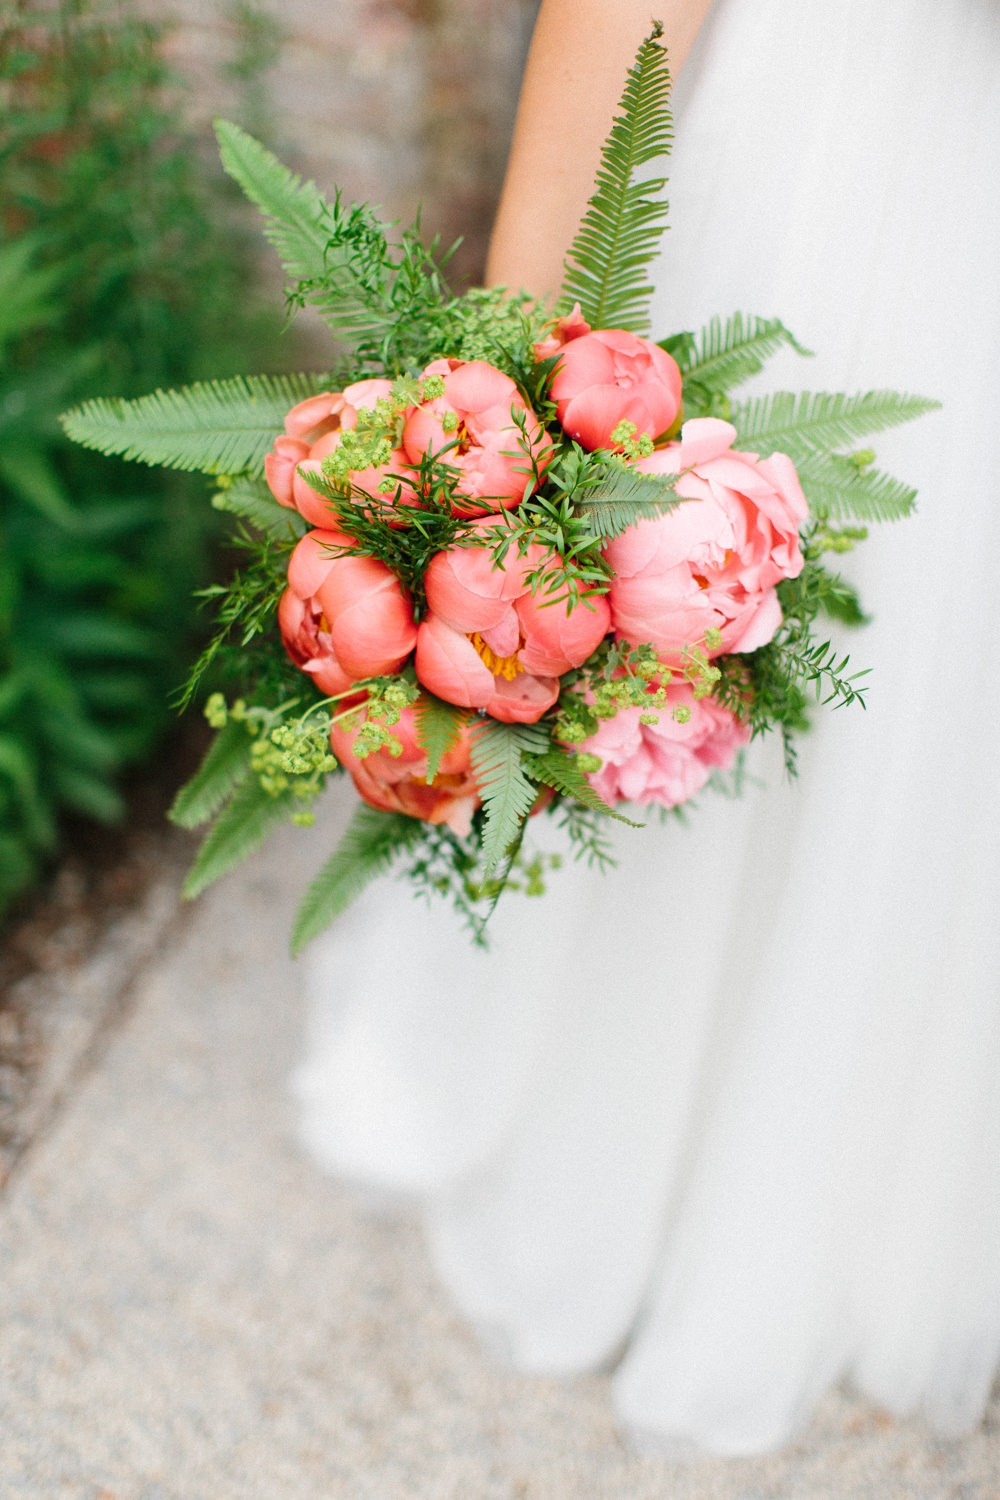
top-left (294, 0), bottom-right (1000, 1454)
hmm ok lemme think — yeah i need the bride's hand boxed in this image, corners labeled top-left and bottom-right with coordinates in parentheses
top-left (486, 0), bottom-right (714, 299)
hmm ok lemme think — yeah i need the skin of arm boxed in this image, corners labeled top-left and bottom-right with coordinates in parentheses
top-left (486, 0), bottom-right (714, 299)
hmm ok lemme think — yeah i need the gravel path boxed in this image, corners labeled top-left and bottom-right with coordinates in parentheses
top-left (1, 821), bottom-right (998, 1498)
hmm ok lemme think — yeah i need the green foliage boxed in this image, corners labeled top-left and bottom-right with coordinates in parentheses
top-left (575, 462), bottom-right (681, 541)
top-left (169, 719), bottom-right (254, 829)
top-left (183, 777), bottom-right (296, 899)
top-left (62, 374), bottom-right (328, 477)
top-left (794, 451), bottom-right (917, 524)
top-left (523, 748), bottom-right (642, 827)
top-left (291, 806), bottom-right (425, 955)
top-left (559, 24), bottom-right (672, 332)
top-left (678, 313), bottom-right (811, 402)
top-left (0, 0), bottom-right (286, 918)
top-left (730, 389), bottom-right (940, 461)
top-left (211, 476), bottom-right (309, 538)
top-left (469, 719), bottom-right (549, 876)
top-left (413, 693), bottom-right (469, 783)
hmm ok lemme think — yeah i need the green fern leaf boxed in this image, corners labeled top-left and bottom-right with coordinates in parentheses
top-left (559, 26), bottom-right (672, 332)
top-left (523, 748), bottom-right (643, 826)
top-left (291, 806), bottom-right (425, 954)
top-left (61, 373), bottom-right (328, 476)
top-left (679, 313), bottom-right (810, 390)
top-left (216, 119), bottom-right (394, 345)
top-left (212, 477), bottom-right (309, 537)
top-left (470, 719), bottom-right (548, 875)
top-left (731, 389), bottom-right (940, 459)
top-left (579, 464), bottom-right (680, 539)
top-left (796, 453), bottom-right (917, 523)
top-left (183, 780), bottom-right (295, 899)
top-left (169, 721), bottom-right (254, 830)
top-left (413, 692), bottom-right (470, 784)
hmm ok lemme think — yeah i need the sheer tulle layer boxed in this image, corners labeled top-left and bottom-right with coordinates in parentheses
top-left (294, 0), bottom-right (1000, 1454)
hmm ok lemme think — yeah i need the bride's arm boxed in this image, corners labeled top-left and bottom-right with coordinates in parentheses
top-left (486, 0), bottom-right (714, 298)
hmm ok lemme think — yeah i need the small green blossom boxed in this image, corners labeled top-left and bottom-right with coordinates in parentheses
top-left (205, 692), bottom-right (228, 729)
top-left (610, 419), bottom-right (655, 461)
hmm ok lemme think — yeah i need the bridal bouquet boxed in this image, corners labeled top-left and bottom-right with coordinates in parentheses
top-left (64, 27), bottom-right (933, 948)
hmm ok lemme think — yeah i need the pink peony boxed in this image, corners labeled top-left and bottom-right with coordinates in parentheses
top-left (581, 681), bottom-right (749, 810)
top-left (414, 522), bottom-right (611, 724)
top-left (550, 328), bottom-right (682, 451)
top-left (605, 418), bottom-right (808, 663)
top-left (402, 358), bottom-right (552, 516)
top-left (280, 528), bottom-right (417, 687)
top-left (330, 705), bottom-right (481, 835)
top-left (265, 380), bottom-right (415, 528)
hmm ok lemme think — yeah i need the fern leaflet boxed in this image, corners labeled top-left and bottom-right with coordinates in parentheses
top-left (413, 693), bottom-right (470, 784)
top-left (680, 313), bottom-right (810, 390)
top-left (169, 721), bottom-right (253, 830)
top-left (290, 807), bottom-right (425, 954)
top-left (578, 464), bottom-right (681, 539)
top-left (184, 780), bottom-right (295, 898)
top-left (559, 26), bottom-right (672, 332)
top-left (731, 389), bottom-right (940, 459)
top-left (470, 719), bottom-right (548, 875)
top-left (523, 748), bottom-right (643, 826)
top-left (61, 373), bottom-right (327, 476)
top-left (795, 453), bottom-right (917, 524)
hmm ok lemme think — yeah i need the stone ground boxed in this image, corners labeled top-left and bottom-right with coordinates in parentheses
top-left (1, 821), bottom-right (999, 1499)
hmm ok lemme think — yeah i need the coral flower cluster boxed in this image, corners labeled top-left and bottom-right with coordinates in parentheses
top-left (267, 326), bottom-right (808, 827)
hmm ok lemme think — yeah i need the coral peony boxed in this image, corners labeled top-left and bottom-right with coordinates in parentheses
top-left (532, 302), bottom-right (592, 362)
top-left (402, 358), bottom-right (552, 516)
top-left (415, 523), bottom-right (611, 723)
top-left (550, 328), bottom-right (682, 451)
top-left (605, 418), bottom-right (807, 662)
top-left (330, 705), bottom-right (481, 835)
top-left (281, 528), bottom-right (417, 686)
top-left (265, 380), bottom-right (415, 528)
top-left (581, 681), bottom-right (749, 810)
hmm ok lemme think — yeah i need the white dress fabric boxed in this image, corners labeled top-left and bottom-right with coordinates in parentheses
top-left (294, 0), bottom-right (1000, 1454)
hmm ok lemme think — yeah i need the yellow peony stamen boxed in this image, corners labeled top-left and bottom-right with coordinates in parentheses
top-left (468, 632), bottom-right (523, 681)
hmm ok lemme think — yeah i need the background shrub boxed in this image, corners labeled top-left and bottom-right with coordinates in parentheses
top-left (0, 0), bottom-right (285, 915)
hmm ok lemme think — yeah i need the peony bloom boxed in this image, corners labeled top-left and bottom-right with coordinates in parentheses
top-left (265, 380), bottom-right (415, 528)
top-left (330, 705), bottom-right (481, 835)
top-left (550, 328), bottom-right (682, 451)
top-left (414, 520), bottom-right (611, 723)
top-left (532, 301), bottom-right (592, 362)
top-left (605, 417), bottom-right (808, 662)
top-left (580, 681), bottom-right (749, 810)
top-left (280, 528), bottom-right (417, 687)
top-left (402, 358), bottom-right (552, 516)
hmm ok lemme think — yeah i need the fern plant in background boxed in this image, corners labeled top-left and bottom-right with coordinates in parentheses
top-left (0, 0), bottom-right (288, 916)
top-left (64, 25), bottom-right (936, 948)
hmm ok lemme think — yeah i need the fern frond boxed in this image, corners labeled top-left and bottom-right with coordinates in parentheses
top-left (212, 477), bottom-right (310, 537)
top-left (61, 373), bottom-right (327, 476)
top-left (679, 313), bottom-right (810, 390)
top-left (523, 748), bottom-right (643, 826)
top-left (470, 719), bottom-right (548, 875)
top-left (216, 119), bottom-right (394, 345)
top-left (169, 721), bottom-right (253, 830)
top-left (731, 389), bottom-right (940, 460)
top-left (413, 692), bottom-right (470, 784)
top-left (183, 780), bottom-right (295, 898)
top-left (559, 26), bottom-right (672, 331)
top-left (290, 806), bottom-right (424, 954)
top-left (796, 453), bottom-right (917, 524)
top-left (578, 464), bottom-right (680, 539)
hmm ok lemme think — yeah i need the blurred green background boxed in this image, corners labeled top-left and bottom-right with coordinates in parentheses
top-left (0, 0), bottom-right (534, 922)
